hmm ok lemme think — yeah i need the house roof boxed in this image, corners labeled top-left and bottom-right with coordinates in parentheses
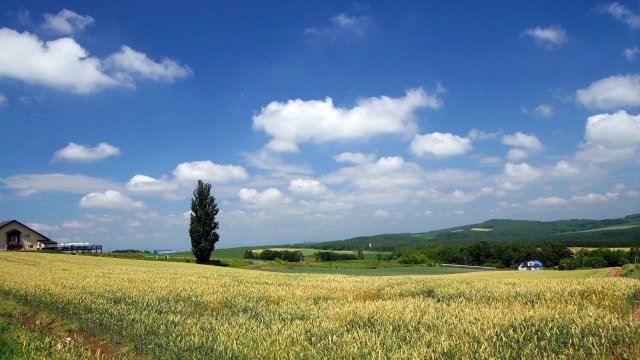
top-left (0, 219), bottom-right (55, 243)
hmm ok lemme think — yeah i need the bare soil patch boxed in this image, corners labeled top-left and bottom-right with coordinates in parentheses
top-left (607, 267), bottom-right (623, 277)
top-left (19, 313), bottom-right (132, 359)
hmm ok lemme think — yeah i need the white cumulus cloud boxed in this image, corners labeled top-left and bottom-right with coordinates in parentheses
top-left (239, 188), bottom-right (289, 207)
top-left (126, 175), bottom-right (178, 192)
top-left (173, 161), bottom-right (248, 184)
top-left (0, 28), bottom-right (116, 93)
top-left (502, 132), bottom-right (544, 152)
top-left (502, 132), bottom-right (544, 161)
top-left (577, 110), bottom-right (640, 163)
top-left (506, 148), bottom-right (529, 162)
top-left (551, 161), bottom-right (580, 177)
top-left (53, 142), bottom-right (120, 162)
top-left (324, 156), bottom-right (424, 189)
top-left (253, 87), bottom-right (443, 152)
top-left (79, 190), bottom-right (145, 209)
top-left (409, 132), bottom-right (472, 158)
top-left (0, 27), bottom-right (190, 94)
top-left (289, 179), bottom-right (328, 196)
top-left (502, 163), bottom-right (543, 189)
top-left (576, 74), bottom-right (640, 110)
top-left (333, 152), bottom-right (375, 164)
top-left (570, 192), bottom-right (616, 204)
top-left (42, 9), bottom-right (94, 35)
top-left (104, 45), bottom-right (192, 83)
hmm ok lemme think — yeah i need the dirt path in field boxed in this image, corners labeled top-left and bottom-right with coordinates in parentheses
top-left (20, 313), bottom-right (135, 359)
top-left (607, 267), bottom-right (623, 277)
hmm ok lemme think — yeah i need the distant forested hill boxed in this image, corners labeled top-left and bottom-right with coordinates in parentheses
top-left (299, 214), bottom-right (640, 250)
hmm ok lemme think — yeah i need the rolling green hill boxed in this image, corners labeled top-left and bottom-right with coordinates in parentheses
top-left (302, 214), bottom-right (640, 250)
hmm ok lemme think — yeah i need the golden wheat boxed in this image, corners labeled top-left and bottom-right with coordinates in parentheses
top-left (0, 252), bottom-right (638, 359)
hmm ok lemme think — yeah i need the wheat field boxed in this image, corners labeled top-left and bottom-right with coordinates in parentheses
top-left (0, 252), bottom-right (638, 359)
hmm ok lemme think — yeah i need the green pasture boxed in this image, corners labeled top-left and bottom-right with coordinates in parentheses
top-left (127, 247), bottom-right (390, 261)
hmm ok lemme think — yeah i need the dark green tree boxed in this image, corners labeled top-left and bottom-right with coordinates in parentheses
top-left (189, 180), bottom-right (219, 264)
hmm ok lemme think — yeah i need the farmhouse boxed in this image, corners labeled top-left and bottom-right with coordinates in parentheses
top-left (518, 260), bottom-right (543, 271)
top-left (0, 220), bottom-right (57, 251)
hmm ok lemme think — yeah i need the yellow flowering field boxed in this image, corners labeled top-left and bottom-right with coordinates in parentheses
top-left (0, 252), bottom-right (638, 359)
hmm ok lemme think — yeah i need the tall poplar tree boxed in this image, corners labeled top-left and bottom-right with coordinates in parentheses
top-left (189, 180), bottom-right (219, 264)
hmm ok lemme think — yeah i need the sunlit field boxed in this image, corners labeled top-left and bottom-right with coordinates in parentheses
top-left (0, 252), bottom-right (638, 359)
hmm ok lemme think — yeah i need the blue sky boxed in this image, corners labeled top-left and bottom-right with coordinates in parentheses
top-left (1, 1), bottom-right (639, 250)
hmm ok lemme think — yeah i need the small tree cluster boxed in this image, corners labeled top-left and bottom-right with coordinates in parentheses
top-left (315, 251), bottom-right (358, 261)
top-left (245, 249), bottom-right (304, 262)
top-left (558, 248), bottom-right (631, 270)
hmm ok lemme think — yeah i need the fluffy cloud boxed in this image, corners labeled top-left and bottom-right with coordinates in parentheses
top-left (42, 9), bottom-right (94, 35)
top-left (79, 190), bottom-right (145, 209)
top-left (502, 132), bottom-right (544, 161)
top-left (409, 132), bottom-right (472, 158)
top-left (239, 188), bottom-right (289, 206)
top-left (0, 93), bottom-right (6, 106)
top-left (502, 132), bottom-right (544, 152)
top-left (104, 45), bottom-right (192, 83)
top-left (305, 13), bottom-right (374, 39)
top-left (288, 179), bottom-right (328, 196)
top-left (599, 2), bottom-right (640, 29)
top-left (324, 156), bottom-right (424, 189)
top-left (3, 173), bottom-right (118, 196)
top-left (173, 161), bottom-right (249, 184)
top-left (0, 27), bottom-right (190, 94)
top-left (53, 142), bottom-right (120, 162)
top-left (528, 196), bottom-right (568, 207)
top-left (126, 175), bottom-right (178, 192)
top-left (551, 161), bottom-right (580, 177)
top-left (577, 110), bottom-right (640, 163)
top-left (501, 163), bottom-right (542, 190)
top-left (333, 152), bottom-right (375, 164)
top-left (570, 192), bottom-right (616, 204)
top-left (417, 188), bottom-right (479, 204)
top-left (523, 26), bottom-right (567, 47)
top-left (576, 74), bottom-right (640, 110)
top-left (0, 28), bottom-right (116, 93)
top-left (506, 148), bottom-right (528, 162)
top-left (253, 87), bottom-right (443, 152)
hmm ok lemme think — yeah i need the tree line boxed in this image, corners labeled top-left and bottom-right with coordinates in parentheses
top-left (393, 242), bottom-right (637, 269)
top-left (244, 249), bottom-right (305, 262)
